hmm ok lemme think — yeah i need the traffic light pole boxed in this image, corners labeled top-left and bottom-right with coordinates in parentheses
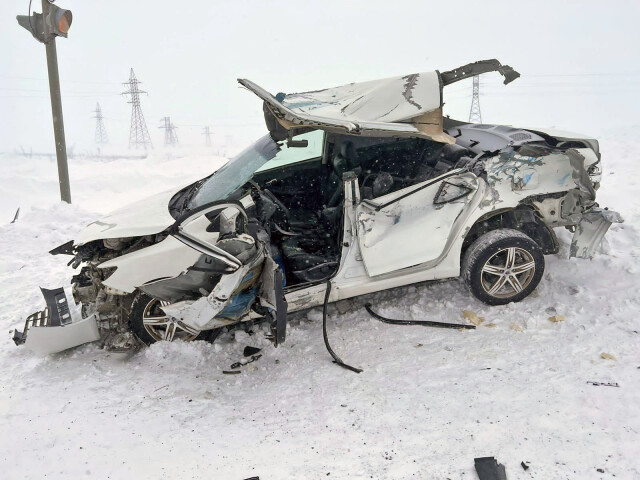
top-left (42, 0), bottom-right (71, 204)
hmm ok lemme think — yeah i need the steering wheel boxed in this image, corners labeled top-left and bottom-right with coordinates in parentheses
top-left (263, 188), bottom-right (289, 219)
top-left (253, 185), bottom-right (292, 234)
top-left (361, 172), bottom-right (398, 199)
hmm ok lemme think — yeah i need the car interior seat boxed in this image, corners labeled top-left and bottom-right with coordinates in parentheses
top-left (288, 141), bottom-right (360, 233)
top-left (414, 143), bottom-right (472, 182)
top-left (281, 141), bottom-right (359, 284)
top-left (325, 141), bottom-right (359, 208)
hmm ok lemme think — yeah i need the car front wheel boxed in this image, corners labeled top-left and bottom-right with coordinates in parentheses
top-left (462, 229), bottom-right (544, 305)
top-left (129, 291), bottom-right (212, 344)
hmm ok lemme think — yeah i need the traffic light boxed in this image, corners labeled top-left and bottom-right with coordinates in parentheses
top-left (17, 3), bottom-right (72, 43)
top-left (16, 1), bottom-right (74, 203)
top-left (47, 4), bottom-right (72, 38)
top-left (16, 12), bottom-right (45, 42)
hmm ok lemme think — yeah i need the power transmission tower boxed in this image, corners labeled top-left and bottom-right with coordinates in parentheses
top-left (202, 126), bottom-right (212, 146)
top-left (159, 117), bottom-right (179, 146)
top-left (122, 69), bottom-right (152, 149)
top-left (92, 102), bottom-right (108, 145)
top-left (469, 75), bottom-right (482, 123)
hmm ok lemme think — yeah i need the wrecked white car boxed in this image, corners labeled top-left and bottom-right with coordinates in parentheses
top-left (14, 59), bottom-right (621, 356)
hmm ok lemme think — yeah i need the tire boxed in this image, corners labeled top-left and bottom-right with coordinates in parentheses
top-left (129, 291), bottom-right (220, 345)
top-left (462, 229), bottom-right (545, 305)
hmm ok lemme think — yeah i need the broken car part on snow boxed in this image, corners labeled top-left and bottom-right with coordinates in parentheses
top-left (474, 457), bottom-right (507, 480)
top-left (322, 284), bottom-right (477, 375)
top-left (364, 303), bottom-right (476, 330)
top-left (14, 59), bottom-right (620, 365)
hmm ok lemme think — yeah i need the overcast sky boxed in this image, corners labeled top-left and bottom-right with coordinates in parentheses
top-left (3, 0), bottom-right (640, 152)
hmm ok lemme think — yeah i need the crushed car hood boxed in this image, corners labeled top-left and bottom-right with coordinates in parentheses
top-left (74, 188), bottom-right (178, 245)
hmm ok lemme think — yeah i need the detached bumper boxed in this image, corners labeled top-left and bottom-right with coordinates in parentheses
top-left (13, 287), bottom-right (100, 355)
top-left (570, 208), bottom-right (623, 259)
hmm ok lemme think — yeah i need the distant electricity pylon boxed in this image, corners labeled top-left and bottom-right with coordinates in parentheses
top-left (122, 69), bottom-right (152, 149)
top-left (202, 126), bottom-right (212, 146)
top-left (92, 102), bottom-right (108, 145)
top-left (468, 75), bottom-right (482, 123)
top-left (160, 117), bottom-right (179, 146)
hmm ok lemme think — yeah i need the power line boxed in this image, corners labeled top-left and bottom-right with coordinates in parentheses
top-left (0, 92), bottom-right (121, 98)
top-left (0, 87), bottom-right (117, 93)
top-left (0, 74), bottom-right (123, 84)
top-left (527, 72), bottom-right (640, 77)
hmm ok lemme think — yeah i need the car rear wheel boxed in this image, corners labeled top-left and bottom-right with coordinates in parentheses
top-left (129, 291), bottom-right (215, 344)
top-left (462, 229), bottom-right (544, 305)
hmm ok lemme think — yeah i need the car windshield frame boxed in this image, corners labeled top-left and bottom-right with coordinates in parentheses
top-left (187, 130), bottom-right (324, 211)
top-left (187, 134), bottom-right (279, 210)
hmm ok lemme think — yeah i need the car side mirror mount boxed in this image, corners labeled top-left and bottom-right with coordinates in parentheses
top-left (218, 207), bottom-right (241, 237)
top-left (286, 131), bottom-right (308, 148)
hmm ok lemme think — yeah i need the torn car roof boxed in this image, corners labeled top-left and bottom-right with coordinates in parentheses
top-left (239, 71), bottom-right (450, 143)
top-left (239, 59), bottom-right (519, 144)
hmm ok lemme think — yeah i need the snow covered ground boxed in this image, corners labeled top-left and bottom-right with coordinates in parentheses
top-left (0, 136), bottom-right (639, 479)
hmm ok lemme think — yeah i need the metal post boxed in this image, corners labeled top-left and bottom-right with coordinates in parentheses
top-left (43, 0), bottom-right (71, 203)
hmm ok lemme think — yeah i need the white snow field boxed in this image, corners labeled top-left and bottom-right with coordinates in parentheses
top-left (0, 136), bottom-right (639, 480)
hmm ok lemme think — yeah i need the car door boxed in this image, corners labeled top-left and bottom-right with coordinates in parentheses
top-left (355, 170), bottom-right (479, 277)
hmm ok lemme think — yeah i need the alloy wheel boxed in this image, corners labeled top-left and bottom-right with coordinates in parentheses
top-left (142, 298), bottom-right (201, 342)
top-left (480, 247), bottom-right (536, 299)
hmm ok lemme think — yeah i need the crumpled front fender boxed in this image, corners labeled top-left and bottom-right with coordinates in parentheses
top-left (161, 249), bottom-right (265, 330)
top-left (570, 208), bottom-right (623, 259)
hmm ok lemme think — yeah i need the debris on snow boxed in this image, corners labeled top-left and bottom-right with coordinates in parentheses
top-left (243, 346), bottom-right (262, 357)
top-left (549, 314), bottom-right (566, 323)
top-left (474, 456), bottom-right (507, 480)
top-left (10, 207), bottom-right (20, 224)
top-left (510, 322), bottom-right (524, 332)
top-left (587, 381), bottom-right (620, 387)
top-left (335, 299), bottom-right (352, 314)
top-left (600, 352), bottom-right (617, 361)
top-left (463, 310), bottom-right (485, 326)
top-left (366, 303), bottom-right (475, 329)
top-left (230, 354), bottom-right (262, 370)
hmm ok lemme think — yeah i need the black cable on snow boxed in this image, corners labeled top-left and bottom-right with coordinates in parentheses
top-left (322, 281), bottom-right (362, 374)
top-left (364, 303), bottom-right (476, 330)
top-left (322, 285), bottom-right (475, 373)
